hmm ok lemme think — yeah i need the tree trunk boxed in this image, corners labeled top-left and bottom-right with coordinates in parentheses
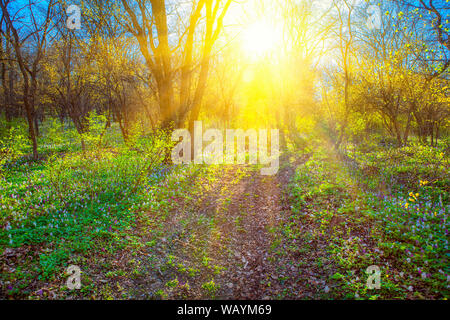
top-left (24, 98), bottom-right (38, 159)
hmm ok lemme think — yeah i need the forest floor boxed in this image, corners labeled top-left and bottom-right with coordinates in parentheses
top-left (1, 138), bottom-right (448, 300)
top-left (76, 155), bottom-right (339, 299)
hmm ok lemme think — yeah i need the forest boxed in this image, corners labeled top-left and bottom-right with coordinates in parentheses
top-left (0, 0), bottom-right (448, 300)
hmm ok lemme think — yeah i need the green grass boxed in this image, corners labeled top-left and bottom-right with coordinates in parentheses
top-left (0, 119), bottom-right (202, 297)
top-left (1, 117), bottom-right (449, 299)
top-left (287, 142), bottom-right (449, 299)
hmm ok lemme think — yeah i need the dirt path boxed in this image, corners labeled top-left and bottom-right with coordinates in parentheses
top-left (161, 155), bottom-right (334, 299)
top-left (77, 156), bottom-right (335, 299)
top-left (199, 157), bottom-right (336, 299)
top-left (211, 170), bottom-right (284, 299)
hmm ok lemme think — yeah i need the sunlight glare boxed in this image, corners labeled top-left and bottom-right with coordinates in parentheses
top-left (241, 20), bottom-right (283, 59)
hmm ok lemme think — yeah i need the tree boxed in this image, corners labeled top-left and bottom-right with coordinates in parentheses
top-left (0, 0), bottom-right (58, 158)
top-left (119, 0), bottom-right (231, 129)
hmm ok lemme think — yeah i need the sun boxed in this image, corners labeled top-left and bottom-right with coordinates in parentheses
top-left (241, 20), bottom-right (283, 59)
